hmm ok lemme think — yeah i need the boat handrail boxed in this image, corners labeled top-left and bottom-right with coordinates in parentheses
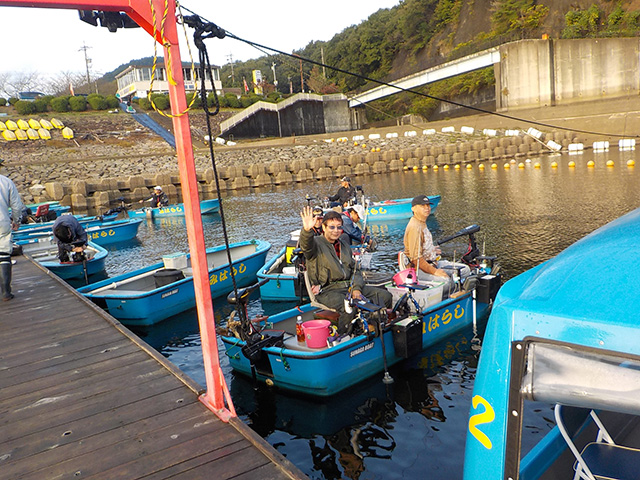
top-left (88, 268), bottom-right (164, 294)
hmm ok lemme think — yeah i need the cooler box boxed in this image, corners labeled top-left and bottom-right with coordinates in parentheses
top-left (163, 252), bottom-right (188, 270)
top-left (392, 316), bottom-right (423, 358)
top-left (386, 281), bottom-right (445, 313)
top-left (476, 274), bottom-right (501, 303)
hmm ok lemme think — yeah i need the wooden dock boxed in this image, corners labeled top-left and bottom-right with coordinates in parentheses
top-left (0, 256), bottom-right (307, 480)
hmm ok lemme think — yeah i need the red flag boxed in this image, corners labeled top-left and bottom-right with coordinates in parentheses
top-left (243, 77), bottom-right (249, 93)
top-left (70, 83), bottom-right (75, 96)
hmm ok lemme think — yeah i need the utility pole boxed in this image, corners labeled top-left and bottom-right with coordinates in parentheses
top-left (226, 53), bottom-right (235, 87)
top-left (299, 58), bottom-right (304, 93)
top-left (321, 46), bottom-right (326, 78)
top-left (288, 76), bottom-right (292, 94)
top-left (79, 42), bottom-right (92, 94)
top-left (271, 62), bottom-right (278, 87)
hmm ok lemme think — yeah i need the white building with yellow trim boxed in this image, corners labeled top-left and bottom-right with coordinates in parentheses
top-left (115, 63), bottom-right (222, 100)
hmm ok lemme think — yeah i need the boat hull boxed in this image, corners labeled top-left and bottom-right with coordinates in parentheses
top-left (222, 291), bottom-right (490, 396)
top-left (257, 247), bottom-right (304, 301)
top-left (128, 198), bottom-right (220, 219)
top-left (79, 240), bottom-right (270, 326)
top-left (22, 240), bottom-right (108, 280)
top-left (15, 218), bottom-right (142, 246)
top-left (366, 195), bottom-right (440, 222)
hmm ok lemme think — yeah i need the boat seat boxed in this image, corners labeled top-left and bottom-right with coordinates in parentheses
top-left (554, 404), bottom-right (640, 480)
top-left (98, 289), bottom-right (142, 296)
top-left (398, 251), bottom-right (411, 270)
top-left (302, 270), bottom-right (338, 313)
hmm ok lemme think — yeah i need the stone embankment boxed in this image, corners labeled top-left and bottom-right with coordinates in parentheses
top-left (2, 125), bottom-right (580, 215)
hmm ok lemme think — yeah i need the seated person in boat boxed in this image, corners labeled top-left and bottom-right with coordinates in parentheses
top-left (52, 215), bottom-right (88, 263)
top-left (300, 206), bottom-right (392, 334)
top-left (311, 206), bottom-right (324, 236)
top-left (326, 176), bottom-right (356, 208)
top-left (139, 185), bottom-right (169, 208)
top-left (340, 205), bottom-right (366, 245)
top-left (404, 195), bottom-right (470, 283)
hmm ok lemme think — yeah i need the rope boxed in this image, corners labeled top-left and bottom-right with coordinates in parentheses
top-left (178, 4), bottom-right (639, 139)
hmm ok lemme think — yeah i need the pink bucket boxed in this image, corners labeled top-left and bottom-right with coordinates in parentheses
top-left (303, 320), bottom-right (331, 348)
top-left (393, 268), bottom-right (416, 286)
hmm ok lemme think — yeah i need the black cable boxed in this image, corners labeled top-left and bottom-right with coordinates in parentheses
top-left (179, 4), bottom-right (638, 139)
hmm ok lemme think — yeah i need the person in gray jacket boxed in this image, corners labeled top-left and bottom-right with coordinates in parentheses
top-left (299, 206), bottom-right (391, 334)
top-left (0, 174), bottom-right (25, 301)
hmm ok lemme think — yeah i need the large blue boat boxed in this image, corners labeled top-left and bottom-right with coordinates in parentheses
top-left (127, 198), bottom-right (219, 219)
top-left (21, 239), bottom-right (108, 281)
top-left (222, 226), bottom-right (500, 397)
top-left (15, 218), bottom-right (143, 246)
top-left (463, 207), bottom-right (640, 480)
top-left (79, 239), bottom-right (270, 326)
top-left (365, 195), bottom-right (440, 222)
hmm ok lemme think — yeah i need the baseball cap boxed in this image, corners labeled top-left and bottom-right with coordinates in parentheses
top-left (312, 206), bottom-right (323, 216)
top-left (341, 176), bottom-right (351, 183)
top-left (154, 185), bottom-right (163, 191)
top-left (411, 195), bottom-right (431, 207)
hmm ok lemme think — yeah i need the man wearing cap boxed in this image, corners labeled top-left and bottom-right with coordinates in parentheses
top-left (404, 195), bottom-right (469, 283)
top-left (326, 176), bottom-right (356, 208)
top-left (311, 206), bottom-right (324, 236)
top-left (340, 204), bottom-right (365, 245)
top-left (52, 215), bottom-right (88, 263)
top-left (140, 186), bottom-right (169, 208)
top-left (300, 206), bottom-right (392, 334)
top-left (0, 173), bottom-right (25, 301)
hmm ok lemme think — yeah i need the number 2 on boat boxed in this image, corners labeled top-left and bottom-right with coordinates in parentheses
top-left (468, 395), bottom-right (495, 449)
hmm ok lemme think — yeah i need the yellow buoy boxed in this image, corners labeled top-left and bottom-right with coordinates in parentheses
top-left (491, 163), bottom-right (498, 169)
top-left (38, 129), bottom-right (51, 140)
top-left (400, 157), bottom-right (405, 162)
top-left (444, 165), bottom-right (450, 170)
top-left (606, 160), bottom-right (614, 167)
top-left (403, 166), bottom-right (409, 171)
top-left (28, 119), bottom-right (40, 129)
top-left (5, 120), bottom-right (18, 131)
top-left (454, 164), bottom-right (460, 170)
top-left (26, 128), bottom-right (39, 140)
top-left (510, 159), bottom-right (516, 164)
top-left (371, 147), bottom-right (376, 152)
top-left (627, 160), bottom-right (635, 167)
top-left (362, 144), bottom-right (367, 148)
top-left (354, 142), bottom-right (358, 146)
top-left (478, 163), bottom-right (485, 170)
top-left (17, 119), bottom-right (29, 130)
top-left (62, 127), bottom-right (74, 139)
top-left (534, 162), bottom-right (541, 169)
top-left (413, 166), bottom-right (419, 171)
top-left (503, 163), bottom-right (510, 169)
top-left (376, 147), bottom-right (381, 152)
top-left (2, 130), bottom-right (17, 141)
top-left (466, 164), bottom-right (473, 170)
top-left (551, 161), bottom-right (558, 168)
top-left (518, 162), bottom-right (525, 169)
top-left (587, 160), bottom-right (595, 167)
top-left (51, 118), bottom-right (65, 129)
top-left (422, 165), bottom-right (428, 171)
top-left (15, 129), bottom-right (28, 141)
top-left (433, 165), bottom-right (439, 171)
top-left (568, 161), bottom-right (576, 168)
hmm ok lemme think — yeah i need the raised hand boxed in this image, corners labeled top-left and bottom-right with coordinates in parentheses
top-left (300, 205), bottom-right (316, 231)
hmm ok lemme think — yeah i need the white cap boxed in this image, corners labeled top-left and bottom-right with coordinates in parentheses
top-left (350, 204), bottom-right (366, 219)
top-left (154, 185), bottom-right (162, 191)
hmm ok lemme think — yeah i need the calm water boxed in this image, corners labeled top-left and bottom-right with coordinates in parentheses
top-left (99, 149), bottom-right (639, 479)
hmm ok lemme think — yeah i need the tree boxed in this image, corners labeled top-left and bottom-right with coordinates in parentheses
top-left (307, 67), bottom-right (339, 94)
top-left (49, 71), bottom-right (87, 97)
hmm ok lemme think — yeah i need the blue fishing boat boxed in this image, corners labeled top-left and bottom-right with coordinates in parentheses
top-left (127, 198), bottom-right (219, 219)
top-left (463, 207), bottom-right (640, 480)
top-left (21, 239), bottom-right (108, 281)
top-left (15, 218), bottom-right (143, 246)
top-left (78, 239), bottom-right (270, 326)
top-left (17, 213), bottom-right (117, 235)
top-left (221, 226), bottom-right (501, 397)
top-left (365, 195), bottom-right (441, 222)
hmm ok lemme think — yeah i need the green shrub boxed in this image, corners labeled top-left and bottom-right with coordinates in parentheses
top-left (87, 94), bottom-right (108, 110)
top-left (15, 100), bottom-right (36, 115)
top-left (33, 98), bottom-right (49, 113)
top-left (224, 93), bottom-right (241, 108)
top-left (150, 93), bottom-right (169, 110)
top-left (105, 95), bottom-right (120, 109)
top-left (69, 96), bottom-right (87, 112)
top-left (239, 94), bottom-right (261, 108)
top-left (0, 98), bottom-right (7, 106)
top-left (138, 98), bottom-right (152, 110)
top-left (50, 97), bottom-right (69, 112)
top-left (8, 97), bottom-right (19, 106)
top-left (186, 92), bottom-right (203, 109)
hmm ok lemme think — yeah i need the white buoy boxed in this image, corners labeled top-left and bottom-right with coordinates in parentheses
top-left (482, 129), bottom-right (497, 137)
top-left (422, 129), bottom-right (436, 135)
top-left (460, 126), bottom-right (474, 135)
top-left (593, 141), bottom-right (609, 151)
top-left (546, 140), bottom-right (562, 151)
top-left (404, 130), bottom-right (417, 137)
top-left (386, 132), bottom-right (398, 138)
top-left (619, 139), bottom-right (636, 150)
top-left (568, 143), bottom-right (584, 151)
top-left (505, 129), bottom-right (520, 137)
top-left (352, 135), bottom-right (365, 141)
top-left (368, 133), bottom-right (381, 140)
top-left (441, 126), bottom-right (455, 133)
top-left (527, 127), bottom-right (543, 139)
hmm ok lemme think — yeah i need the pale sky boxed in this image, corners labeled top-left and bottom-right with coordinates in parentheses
top-left (1, 1), bottom-right (400, 82)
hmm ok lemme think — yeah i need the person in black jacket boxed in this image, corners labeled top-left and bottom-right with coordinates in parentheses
top-left (326, 177), bottom-right (356, 208)
top-left (140, 186), bottom-right (169, 208)
top-left (52, 215), bottom-right (88, 262)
